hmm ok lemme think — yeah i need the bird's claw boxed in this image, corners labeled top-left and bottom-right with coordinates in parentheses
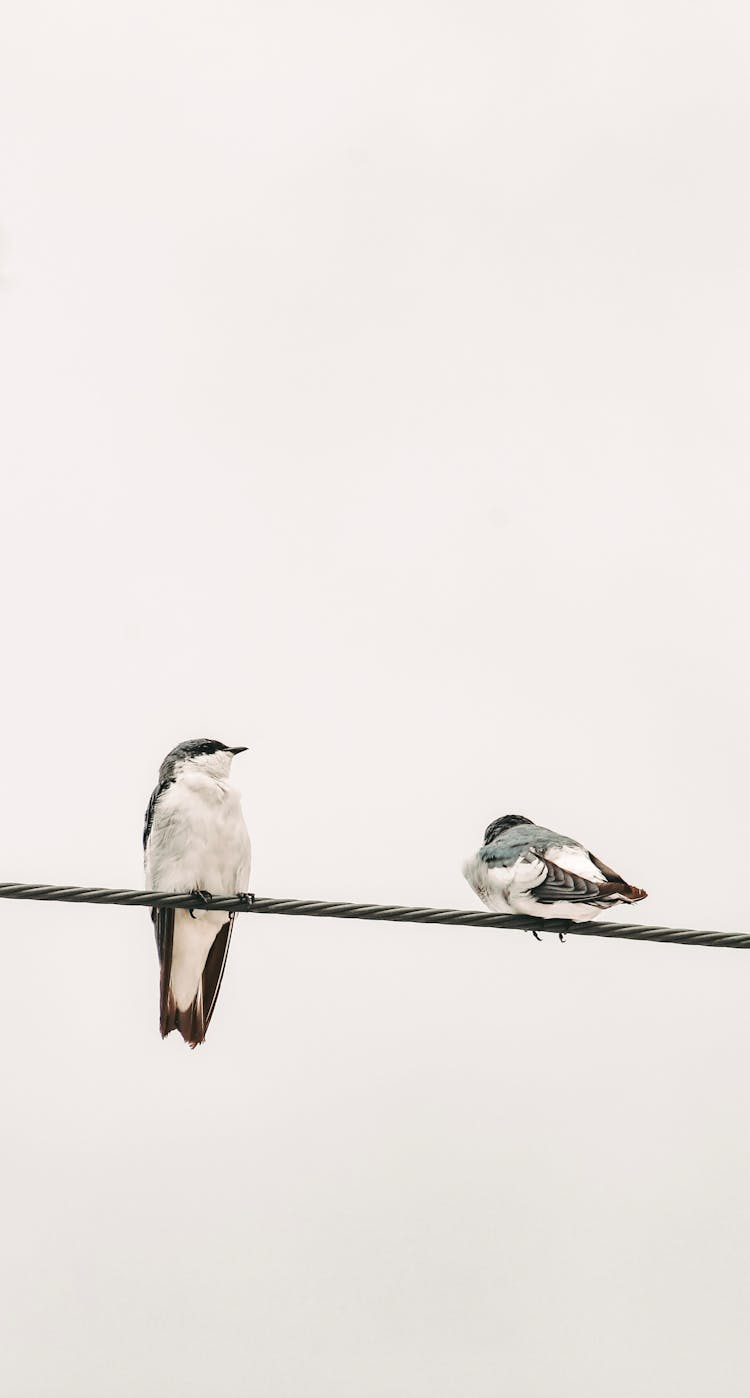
top-left (532, 930), bottom-right (542, 942)
top-left (558, 932), bottom-right (566, 943)
top-left (189, 888), bottom-right (213, 918)
top-left (236, 892), bottom-right (256, 910)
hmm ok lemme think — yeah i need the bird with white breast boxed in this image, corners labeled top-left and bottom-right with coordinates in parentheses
top-left (463, 814), bottom-right (646, 937)
top-left (143, 738), bottom-right (252, 1046)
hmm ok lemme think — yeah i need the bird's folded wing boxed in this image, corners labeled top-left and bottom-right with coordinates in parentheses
top-left (588, 850), bottom-right (626, 882)
top-left (154, 906), bottom-right (175, 1035)
top-left (202, 916), bottom-right (234, 1033)
top-left (143, 781), bottom-right (169, 852)
top-left (530, 848), bottom-right (646, 904)
top-left (154, 907), bottom-right (234, 1038)
top-left (529, 852), bottom-right (608, 903)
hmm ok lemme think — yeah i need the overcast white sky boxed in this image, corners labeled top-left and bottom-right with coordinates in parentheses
top-left (1, 2), bottom-right (749, 1394)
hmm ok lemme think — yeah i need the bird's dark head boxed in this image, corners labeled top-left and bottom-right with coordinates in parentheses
top-left (483, 813), bottom-right (533, 845)
top-left (159, 738), bottom-right (248, 783)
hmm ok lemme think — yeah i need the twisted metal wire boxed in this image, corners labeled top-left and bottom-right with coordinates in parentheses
top-left (0, 881), bottom-right (746, 950)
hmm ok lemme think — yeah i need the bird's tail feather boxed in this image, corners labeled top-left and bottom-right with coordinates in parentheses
top-left (154, 906), bottom-right (207, 1048)
top-left (534, 856), bottom-right (648, 907)
top-left (599, 880), bottom-right (648, 903)
top-left (162, 984), bottom-right (205, 1049)
top-left (153, 905), bottom-right (233, 1048)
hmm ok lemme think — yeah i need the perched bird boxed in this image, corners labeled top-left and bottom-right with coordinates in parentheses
top-left (143, 738), bottom-right (252, 1046)
top-left (463, 814), bottom-right (646, 935)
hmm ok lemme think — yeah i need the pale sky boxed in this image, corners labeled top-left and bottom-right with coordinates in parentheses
top-left (1, 2), bottom-right (749, 1395)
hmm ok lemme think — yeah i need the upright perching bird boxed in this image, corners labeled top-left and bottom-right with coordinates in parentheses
top-left (143, 738), bottom-right (252, 1046)
top-left (463, 814), bottom-right (646, 932)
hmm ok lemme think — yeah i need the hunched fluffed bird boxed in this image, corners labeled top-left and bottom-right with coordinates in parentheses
top-left (463, 814), bottom-right (646, 937)
top-left (143, 738), bottom-right (252, 1046)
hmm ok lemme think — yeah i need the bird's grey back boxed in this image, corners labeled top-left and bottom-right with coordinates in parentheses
top-left (480, 822), bottom-right (577, 867)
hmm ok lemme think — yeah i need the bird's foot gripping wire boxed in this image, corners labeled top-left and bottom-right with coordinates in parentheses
top-left (235, 892), bottom-right (256, 910)
top-left (532, 930), bottom-right (542, 942)
top-left (189, 889), bottom-right (214, 918)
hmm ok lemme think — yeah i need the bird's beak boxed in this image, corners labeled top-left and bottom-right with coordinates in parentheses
top-left (229, 746), bottom-right (248, 755)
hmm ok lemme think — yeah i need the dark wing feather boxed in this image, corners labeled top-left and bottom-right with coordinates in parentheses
top-left (202, 916), bottom-right (234, 1033)
top-left (588, 850), bottom-right (625, 882)
top-left (154, 906), bottom-right (175, 1036)
top-left (531, 852), bottom-right (646, 905)
top-left (143, 776), bottom-right (175, 851)
top-left (531, 854), bottom-right (604, 903)
top-left (587, 849), bottom-right (647, 901)
top-left (143, 788), bottom-right (160, 851)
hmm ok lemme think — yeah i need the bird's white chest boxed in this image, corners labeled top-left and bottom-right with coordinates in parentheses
top-left (146, 773), bottom-right (251, 894)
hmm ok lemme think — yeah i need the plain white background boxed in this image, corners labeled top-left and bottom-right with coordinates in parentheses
top-left (1, 2), bottom-right (749, 1394)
